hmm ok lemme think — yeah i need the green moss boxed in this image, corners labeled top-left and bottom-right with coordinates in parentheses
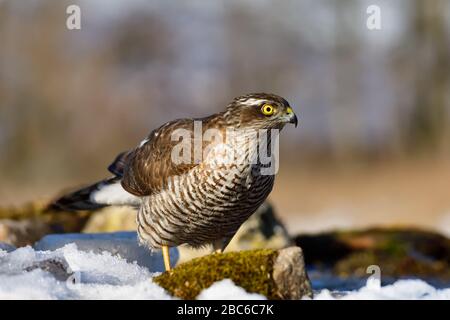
top-left (0, 202), bottom-right (91, 234)
top-left (153, 249), bottom-right (279, 300)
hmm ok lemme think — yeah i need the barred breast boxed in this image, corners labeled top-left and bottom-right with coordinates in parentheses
top-left (136, 161), bottom-right (274, 249)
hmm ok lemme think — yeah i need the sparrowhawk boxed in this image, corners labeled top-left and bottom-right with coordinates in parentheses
top-left (50, 93), bottom-right (298, 271)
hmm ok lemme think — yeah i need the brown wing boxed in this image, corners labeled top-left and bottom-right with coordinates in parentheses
top-left (120, 118), bottom-right (200, 197)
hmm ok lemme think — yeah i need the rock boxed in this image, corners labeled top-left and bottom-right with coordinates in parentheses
top-left (272, 247), bottom-right (312, 299)
top-left (34, 231), bottom-right (179, 272)
top-left (25, 258), bottom-right (73, 281)
top-left (295, 227), bottom-right (450, 280)
top-left (153, 246), bottom-right (312, 300)
top-left (177, 202), bottom-right (293, 264)
top-left (0, 242), bottom-right (16, 252)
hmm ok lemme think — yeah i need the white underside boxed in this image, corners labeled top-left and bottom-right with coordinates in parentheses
top-left (90, 182), bottom-right (141, 206)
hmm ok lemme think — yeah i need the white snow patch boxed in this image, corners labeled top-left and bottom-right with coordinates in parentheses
top-left (314, 279), bottom-right (450, 300)
top-left (197, 279), bottom-right (266, 300)
top-left (0, 244), bottom-right (171, 300)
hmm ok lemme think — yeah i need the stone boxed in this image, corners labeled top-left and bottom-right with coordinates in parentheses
top-left (24, 258), bottom-right (73, 281)
top-left (272, 247), bottom-right (312, 299)
top-left (34, 231), bottom-right (179, 273)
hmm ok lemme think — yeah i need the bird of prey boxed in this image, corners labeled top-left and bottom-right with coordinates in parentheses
top-left (50, 93), bottom-right (298, 271)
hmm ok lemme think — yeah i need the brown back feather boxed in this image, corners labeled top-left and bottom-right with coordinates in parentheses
top-left (121, 115), bottom-right (226, 196)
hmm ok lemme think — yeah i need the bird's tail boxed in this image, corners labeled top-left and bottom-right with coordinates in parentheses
top-left (47, 177), bottom-right (139, 212)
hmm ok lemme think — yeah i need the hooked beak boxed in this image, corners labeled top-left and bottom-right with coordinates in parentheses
top-left (290, 113), bottom-right (298, 127)
top-left (286, 107), bottom-right (298, 127)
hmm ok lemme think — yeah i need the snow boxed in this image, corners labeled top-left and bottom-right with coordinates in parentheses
top-left (0, 244), bottom-right (170, 299)
top-left (314, 279), bottom-right (450, 300)
top-left (34, 232), bottom-right (178, 273)
top-left (1, 239), bottom-right (449, 300)
top-left (197, 279), bottom-right (266, 300)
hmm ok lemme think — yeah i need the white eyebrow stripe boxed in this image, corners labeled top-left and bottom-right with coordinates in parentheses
top-left (138, 138), bottom-right (149, 147)
top-left (240, 98), bottom-right (268, 106)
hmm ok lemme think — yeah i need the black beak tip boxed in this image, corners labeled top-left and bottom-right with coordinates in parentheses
top-left (290, 114), bottom-right (298, 127)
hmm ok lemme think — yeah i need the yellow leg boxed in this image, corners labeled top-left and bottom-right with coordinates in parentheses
top-left (212, 238), bottom-right (231, 254)
top-left (162, 245), bottom-right (171, 271)
top-left (212, 240), bottom-right (222, 253)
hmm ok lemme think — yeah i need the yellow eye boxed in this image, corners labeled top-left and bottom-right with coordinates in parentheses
top-left (261, 104), bottom-right (275, 116)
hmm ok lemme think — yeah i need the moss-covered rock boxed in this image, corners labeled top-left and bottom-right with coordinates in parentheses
top-left (0, 202), bottom-right (90, 246)
top-left (153, 247), bottom-right (312, 300)
top-left (295, 227), bottom-right (450, 280)
top-left (334, 250), bottom-right (450, 279)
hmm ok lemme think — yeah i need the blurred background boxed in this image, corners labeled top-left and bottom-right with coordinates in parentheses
top-left (1, 0), bottom-right (450, 236)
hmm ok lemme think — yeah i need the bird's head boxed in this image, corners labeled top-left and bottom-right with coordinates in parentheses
top-left (224, 93), bottom-right (298, 130)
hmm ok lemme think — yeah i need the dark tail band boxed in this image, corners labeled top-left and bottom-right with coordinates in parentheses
top-left (46, 177), bottom-right (120, 212)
